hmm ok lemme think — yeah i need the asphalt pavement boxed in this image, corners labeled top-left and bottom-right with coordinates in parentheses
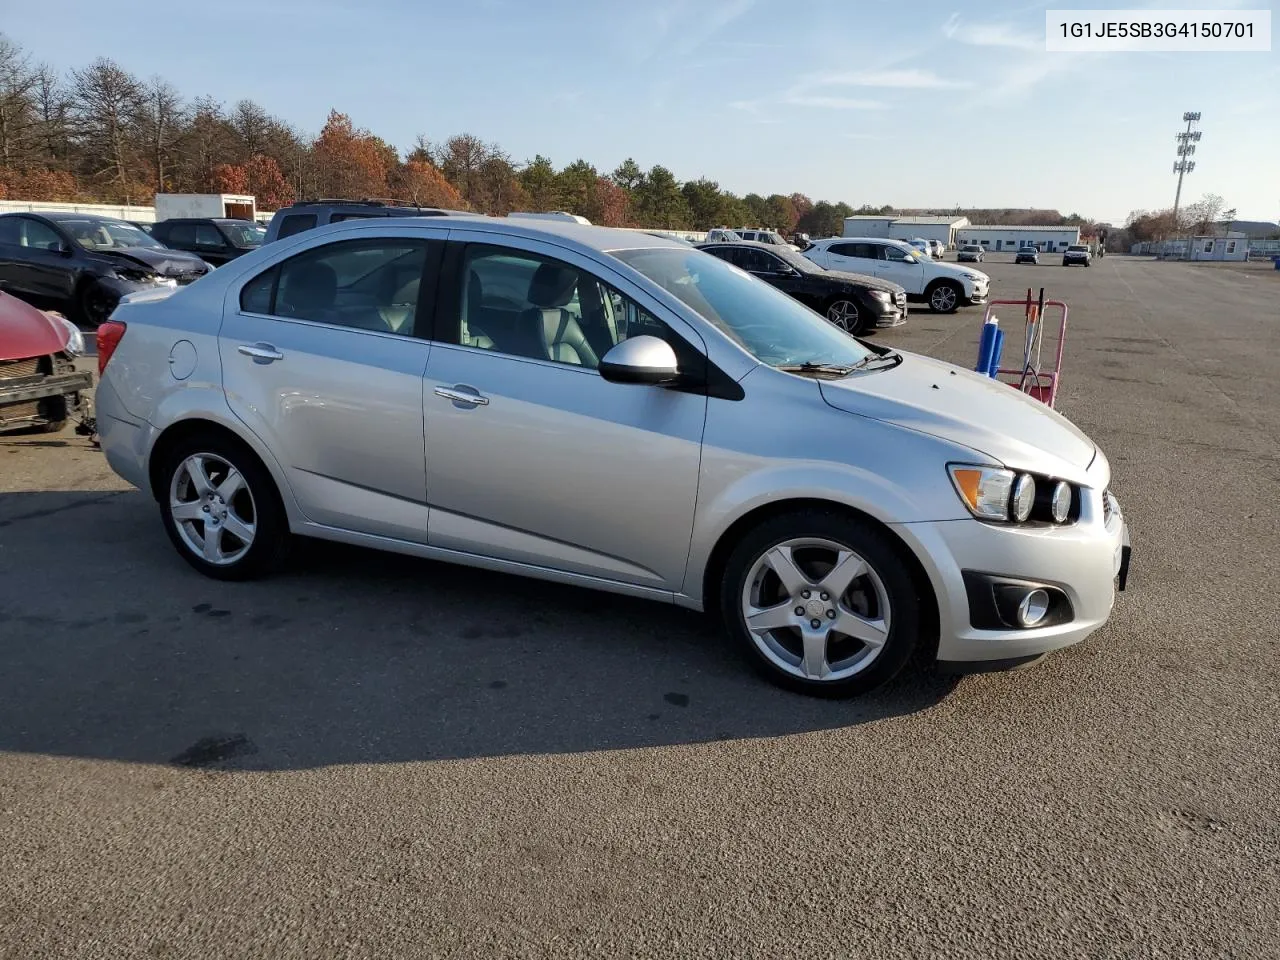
top-left (1, 255), bottom-right (1277, 959)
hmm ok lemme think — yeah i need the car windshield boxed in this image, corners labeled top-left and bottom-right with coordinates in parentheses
top-left (766, 244), bottom-right (820, 272)
top-left (58, 218), bottom-right (165, 251)
top-left (223, 222), bottom-right (266, 248)
top-left (963, 246), bottom-right (980, 252)
top-left (614, 247), bottom-right (873, 369)
top-left (1068, 245), bottom-right (1087, 252)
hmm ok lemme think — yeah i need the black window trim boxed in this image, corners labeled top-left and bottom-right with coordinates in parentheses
top-left (237, 236), bottom-right (444, 341)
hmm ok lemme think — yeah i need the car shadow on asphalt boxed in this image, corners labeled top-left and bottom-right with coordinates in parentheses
top-left (0, 490), bottom-right (960, 771)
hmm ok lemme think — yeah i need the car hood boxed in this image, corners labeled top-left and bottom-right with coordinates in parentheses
top-left (931, 260), bottom-right (988, 281)
top-left (819, 269), bottom-right (905, 296)
top-left (0, 291), bottom-right (69, 360)
top-left (818, 351), bottom-right (1097, 480)
top-left (100, 246), bottom-right (209, 276)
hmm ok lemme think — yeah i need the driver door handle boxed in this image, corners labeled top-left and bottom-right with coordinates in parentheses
top-left (238, 343), bottom-right (283, 363)
top-left (434, 385), bottom-right (489, 407)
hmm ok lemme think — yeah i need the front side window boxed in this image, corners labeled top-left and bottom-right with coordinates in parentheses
top-left (614, 247), bottom-right (873, 370)
top-left (222, 222), bottom-right (265, 248)
top-left (167, 223), bottom-right (197, 247)
top-left (241, 239), bottom-right (428, 334)
top-left (5, 217), bottom-right (60, 249)
top-left (457, 245), bottom-right (673, 370)
top-left (881, 244), bottom-right (914, 262)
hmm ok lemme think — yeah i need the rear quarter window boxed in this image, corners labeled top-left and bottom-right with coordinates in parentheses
top-left (276, 214), bottom-right (317, 239)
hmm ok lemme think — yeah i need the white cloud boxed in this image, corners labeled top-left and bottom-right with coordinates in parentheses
top-left (808, 68), bottom-right (972, 90)
top-left (943, 15), bottom-right (1041, 51)
top-left (785, 96), bottom-right (887, 110)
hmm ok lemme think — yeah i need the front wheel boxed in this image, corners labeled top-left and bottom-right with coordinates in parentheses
top-left (158, 434), bottom-right (289, 580)
top-left (926, 281), bottom-right (961, 313)
top-left (75, 282), bottom-right (117, 328)
top-left (719, 510), bottom-right (921, 697)
top-left (824, 298), bottom-right (864, 334)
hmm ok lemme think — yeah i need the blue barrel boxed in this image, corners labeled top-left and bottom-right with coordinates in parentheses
top-left (976, 320), bottom-right (999, 375)
top-left (989, 328), bottom-right (1005, 378)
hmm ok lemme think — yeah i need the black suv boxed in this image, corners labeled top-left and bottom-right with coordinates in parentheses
top-left (695, 240), bottom-right (906, 334)
top-left (264, 199), bottom-right (473, 244)
top-left (149, 218), bottom-right (265, 266)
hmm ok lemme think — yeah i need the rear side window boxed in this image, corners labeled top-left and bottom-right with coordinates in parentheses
top-left (276, 214), bottom-right (317, 239)
top-left (195, 224), bottom-right (224, 249)
top-left (330, 213), bottom-right (380, 223)
top-left (240, 239), bottom-right (430, 335)
top-left (0, 218), bottom-right (20, 244)
top-left (166, 223), bottom-right (196, 246)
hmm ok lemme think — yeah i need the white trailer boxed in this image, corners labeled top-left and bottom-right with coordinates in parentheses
top-left (154, 193), bottom-right (257, 222)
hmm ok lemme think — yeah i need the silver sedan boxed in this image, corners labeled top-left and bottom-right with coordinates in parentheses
top-left (94, 217), bottom-right (1130, 697)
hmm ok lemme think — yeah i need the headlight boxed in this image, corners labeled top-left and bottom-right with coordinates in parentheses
top-left (111, 267), bottom-right (160, 284)
top-left (869, 289), bottom-right (892, 302)
top-left (962, 272), bottom-right (984, 281)
top-left (948, 465), bottom-right (1015, 521)
top-left (53, 315), bottom-right (85, 357)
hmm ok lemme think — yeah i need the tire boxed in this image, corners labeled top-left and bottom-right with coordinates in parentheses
top-left (75, 281), bottom-right (117, 328)
top-left (926, 281), bottom-right (962, 313)
top-left (157, 432), bottom-right (290, 581)
top-left (718, 509), bottom-right (921, 697)
top-left (824, 298), bottom-right (865, 335)
top-left (39, 420), bottom-right (67, 434)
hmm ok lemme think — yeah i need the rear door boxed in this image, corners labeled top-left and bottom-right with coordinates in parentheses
top-left (421, 234), bottom-right (707, 590)
top-left (219, 230), bottom-right (442, 542)
top-left (0, 216), bottom-right (76, 302)
top-left (819, 241), bottom-right (879, 280)
top-left (872, 243), bottom-right (925, 293)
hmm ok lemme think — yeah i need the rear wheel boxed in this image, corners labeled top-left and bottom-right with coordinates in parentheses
top-left (824, 298), bottom-right (864, 334)
top-left (157, 433), bottom-right (289, 580)
top-left (719, 510), bottom-right (920, 697)
top-left (926, 281), bottom-right (961, 313)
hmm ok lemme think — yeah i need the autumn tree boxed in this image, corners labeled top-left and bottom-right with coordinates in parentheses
top-left (389, 158), bottom-right (463, 209)
top-left (244, 153), bottom-right (294, 209)
top-left (211, 162), bottom-right (248, 194)
top-left (766, 193), bottom-right (798, 233)
top-left (592, 176), bottom-right (630, 226)
top-left (311, 109), bottom-right (390, 198)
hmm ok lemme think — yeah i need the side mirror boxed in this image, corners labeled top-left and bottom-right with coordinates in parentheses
top-left (58, 244), bottom-right (75, 257)
top-left (598, 335), bottom-right (679, 385)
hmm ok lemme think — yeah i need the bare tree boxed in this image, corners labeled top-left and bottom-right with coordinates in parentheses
top-left (70, 57), bottom-right (143, 199)
top-left (0, 33), bottom-right (38, 168)
top-left (437, 133), bottom-right (490, 207)
top-left (230, 99), bottom-right (271, 161)
top-left (134, 76), bottom-right (185, 193)
top-left (32, 64), bottom-right (72, 167)
top-left (176, 95), bottom-right (236, 191)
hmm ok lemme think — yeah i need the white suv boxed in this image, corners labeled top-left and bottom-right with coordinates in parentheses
top-left (804, 237), bottom-right (990, 313)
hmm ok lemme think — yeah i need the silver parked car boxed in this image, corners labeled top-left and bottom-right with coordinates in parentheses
top-left (95, 217), bottom-right (1131, 697)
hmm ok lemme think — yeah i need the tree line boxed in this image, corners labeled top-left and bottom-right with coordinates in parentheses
top-left (0, 33), bottom-right (1099, 236)
top-left (1122, 194), bottom-right (1242, 244)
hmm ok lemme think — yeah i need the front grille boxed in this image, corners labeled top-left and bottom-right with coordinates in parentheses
top-left (0, 356), bottom-right (41, 381)
top-left (0, 400), bottom-right (40, 423)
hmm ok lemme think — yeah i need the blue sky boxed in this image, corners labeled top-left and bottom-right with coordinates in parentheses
top-left (6, 0), bottom-right (1277, 223)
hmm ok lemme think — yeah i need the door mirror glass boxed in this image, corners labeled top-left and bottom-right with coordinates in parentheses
top-left (598, 335), bottom-right (679, 385)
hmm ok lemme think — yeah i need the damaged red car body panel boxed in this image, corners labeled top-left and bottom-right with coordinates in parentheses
top-left (0, 291), bottom-right (94, 432)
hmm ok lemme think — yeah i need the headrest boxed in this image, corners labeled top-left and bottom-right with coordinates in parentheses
top-left (527, 263), bottom-right (577, 308)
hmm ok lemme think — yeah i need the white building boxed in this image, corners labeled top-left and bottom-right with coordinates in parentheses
top-left (842, 215), bottom-right (969, 249)
top-left (955, 225), bottom-right (1081, 253)
top-left (1188, 232), bottom-right (1249, 262)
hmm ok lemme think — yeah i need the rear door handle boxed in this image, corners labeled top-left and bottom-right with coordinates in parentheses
top-left (434, 385), bottom-right (489, 407)
top-left (238, 342), bottom-right (283, 363)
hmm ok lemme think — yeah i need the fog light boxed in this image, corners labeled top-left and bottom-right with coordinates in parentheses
top-left (1051, 481), bottom-right (1072, 523)
top-left (1017, 589), bottom-right (1050, 627)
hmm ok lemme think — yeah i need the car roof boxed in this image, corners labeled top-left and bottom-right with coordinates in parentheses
top-left (42, 212), bottom-right (125, 224)
top-left (295, 214), bottom-right (688, 255)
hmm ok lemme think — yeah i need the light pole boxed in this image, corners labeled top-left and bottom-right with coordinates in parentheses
top-left (1172, 112), bottom-right (1201, 235)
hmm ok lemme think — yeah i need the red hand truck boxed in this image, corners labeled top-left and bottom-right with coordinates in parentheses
top-left (979, 288), bottom-right (1068, 409)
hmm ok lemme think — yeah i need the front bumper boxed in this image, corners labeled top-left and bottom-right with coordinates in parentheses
top-left (895, 489), bottom-right (1129, 666)
top-left (0, 369), bottom-right (94, 406)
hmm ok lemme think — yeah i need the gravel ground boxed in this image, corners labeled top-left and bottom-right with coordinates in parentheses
top-left (1, 255), bottom-right (1277, 959)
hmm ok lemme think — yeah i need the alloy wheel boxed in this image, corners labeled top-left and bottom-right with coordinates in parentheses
top-left (740, 537), bottom-right (891, 682)
top-left (826, 300), bottom-right (860, 332)
top-left (930, 285), bottom-right (958, 312)
top-left (168, 453), bottom-right (257, 566)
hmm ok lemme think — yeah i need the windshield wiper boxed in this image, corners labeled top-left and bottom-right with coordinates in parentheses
top-left (847, 350), bottom-right (903, 372)
top-left (776, 361), bottom-right (857, 377)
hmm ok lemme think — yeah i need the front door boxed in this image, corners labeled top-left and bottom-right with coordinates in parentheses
top-left (820, 241), bottom-right (880, 280)
top-left (873, 242), bottom-right (925, 292)
top-left (0, 216), bottom-right (76, 303)
top-left (219, 235), bottom-right (439, 542)
top-left (422, 237), bottom-right (706, 590)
